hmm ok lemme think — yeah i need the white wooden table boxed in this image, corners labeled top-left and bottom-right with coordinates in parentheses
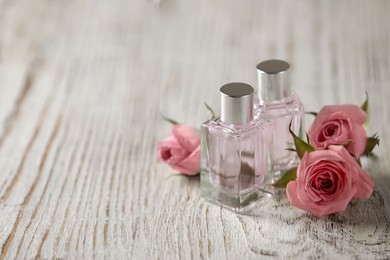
top-left (0, 0), bottom-right (389, 259)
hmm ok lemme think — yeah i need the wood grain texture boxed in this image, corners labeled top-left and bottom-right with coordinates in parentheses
top-left (0, 0), bottom-right (389, 259)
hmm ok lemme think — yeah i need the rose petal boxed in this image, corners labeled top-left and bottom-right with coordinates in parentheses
top-left (157, 136), bottom-right (181, 161)
top-left (316, 189), bottom-right (355, 216)
top-left (168, 147), bottom-right (188, 164)
top-left (319, 105), bottom-right (366, 124)
top-left (346, 120), bottom-right (367, 157)
top-left (170, 146), bottom-right (200, 175)
top-left (353, 170), bottom-right (375, 199)
top-left (172, 125), bottom-right (200, 152)
top-left (286, 181), bottom-right (308, 211)
top-left (328, 145), bottom-right (375, 199)
top-left (287, 181), bottom-right (339, 217)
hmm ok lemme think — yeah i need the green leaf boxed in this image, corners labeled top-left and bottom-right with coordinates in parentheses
top-left (204, 102), bottom-right (216, 119)
top-left (289, 121), bottom-right (315, 159)
top-left (161, 113), bottom-right (179, 125)
top-left (361, 92), bottom-right (370, 126)
top-left (272, 167), bottom-right (297, 188)
top-left (361, 92), bottom-right (369, 114)
top-left (364, 134), bottom-right (380, 155)
top-left (305, 111), bottom-right (318, 116)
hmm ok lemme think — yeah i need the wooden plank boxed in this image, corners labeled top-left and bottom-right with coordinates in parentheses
top-left (0, 0), bottom-right (388, 258)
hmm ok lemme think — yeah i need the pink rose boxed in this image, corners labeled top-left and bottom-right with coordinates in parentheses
top-left (286, 145), bottom-right (374, 217)
top-left (308, 104), bottom-right (367, 157)
top-left (157, 125), bottom-right (200, 175)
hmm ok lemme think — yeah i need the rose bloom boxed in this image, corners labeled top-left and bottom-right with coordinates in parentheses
top-left (157, 125), bottom-right (200, 175)
top-left (308, 104), bottom-right (367, 157)
top-left (286, 145), bottom-right (374, 217)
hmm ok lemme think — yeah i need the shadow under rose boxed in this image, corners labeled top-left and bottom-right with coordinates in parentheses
top-left (166, 173), bottom-right (200, 186)
top-left (339, 189), bottom-right (389, 225)
top-left (244, 185), bottom-right (389, 229)
top-left (371, 173), bottom-right (390, 197)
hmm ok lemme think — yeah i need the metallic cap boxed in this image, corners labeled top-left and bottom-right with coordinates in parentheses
top-left (220, 83), bottom-right (254, 125)
top-left (256, 59), bottom-right (291, 101)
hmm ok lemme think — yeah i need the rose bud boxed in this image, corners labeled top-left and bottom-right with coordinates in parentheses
top-left (157, 125), bottom-right (200, 175)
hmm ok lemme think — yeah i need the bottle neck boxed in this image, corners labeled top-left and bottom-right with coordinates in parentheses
top-left (257, 92), bottom-right (295, 105)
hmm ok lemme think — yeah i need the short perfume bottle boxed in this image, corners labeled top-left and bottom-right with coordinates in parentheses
top-left (254, 60), bottom-right (304, 181)
top-left (201, 83), bottom-right (273, 213)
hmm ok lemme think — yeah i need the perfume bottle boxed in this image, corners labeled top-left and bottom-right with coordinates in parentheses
top-left (254, 60), bottom-right (304, 181)
top-left (201, 83), bottom-right (273, 213)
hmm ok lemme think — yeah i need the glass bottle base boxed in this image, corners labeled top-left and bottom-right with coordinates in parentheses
top-left (201, 174), bottom-right (273, 213)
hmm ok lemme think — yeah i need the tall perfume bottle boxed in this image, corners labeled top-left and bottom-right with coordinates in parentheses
top-left (201, 83), bottom-right (273, 213)
top-left (254, 60), bottom-right (304, 181)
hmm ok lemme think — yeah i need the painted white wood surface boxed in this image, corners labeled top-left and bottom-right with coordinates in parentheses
top-left (0, 0), bottom-right (389, 258)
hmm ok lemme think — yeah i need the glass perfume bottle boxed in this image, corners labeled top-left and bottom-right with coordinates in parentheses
top-left (201, 83), bottom-right (273, 213)
top-left (254, 60), bottom-right (304, 181)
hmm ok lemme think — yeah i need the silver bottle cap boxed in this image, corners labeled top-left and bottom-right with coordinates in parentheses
top-left (220, 83), bottom-right (254, 125)
top-left (256, 59), bottom-right (291, 101)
